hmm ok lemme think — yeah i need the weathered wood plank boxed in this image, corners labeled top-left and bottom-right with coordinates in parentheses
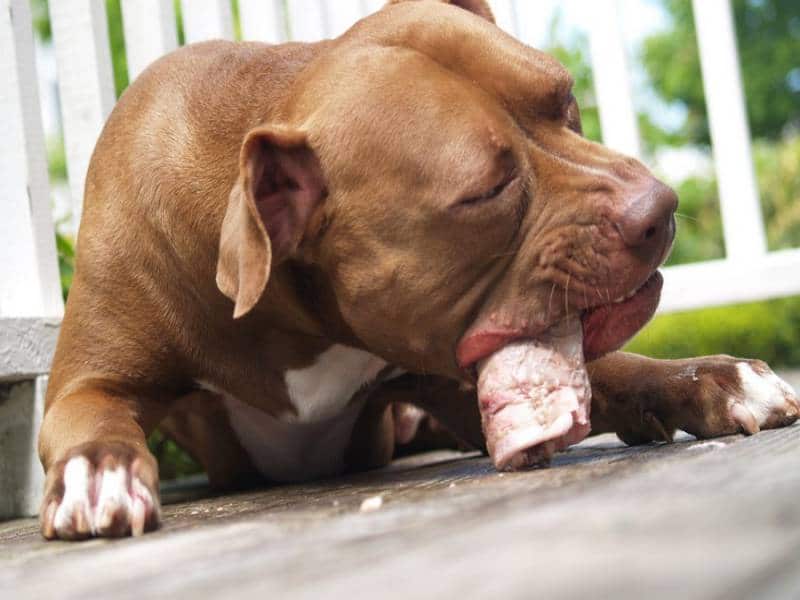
top-left (3, 428), bottom-right (800, 599)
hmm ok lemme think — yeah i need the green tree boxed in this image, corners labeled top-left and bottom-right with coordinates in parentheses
top-left (642, 0), bottom-right (800, 145)
top-left (541, 11), bottom-right (602, 143)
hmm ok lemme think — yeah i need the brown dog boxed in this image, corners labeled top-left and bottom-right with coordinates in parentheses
top-left (38, 0), bottom-right (799, 539)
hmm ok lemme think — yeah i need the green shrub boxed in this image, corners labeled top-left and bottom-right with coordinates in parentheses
top-left (757, 136), bottom-right (800, 251)
top-left (147, 430), bottom-right (203, 480)
top-left (626, 296), bottom-right (800, 367)
top-left (55, 232), bottom-right (74, 300)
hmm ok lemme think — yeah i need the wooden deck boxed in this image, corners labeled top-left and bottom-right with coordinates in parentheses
top-left (2, 427), bottom-right (800, 599)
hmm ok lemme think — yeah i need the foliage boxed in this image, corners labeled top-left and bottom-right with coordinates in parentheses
top-left (642, 0), bottom-right (800, 145)
top-left (662, 134), bottom-right (800, 265)
top-left (55, 231), bottom-right (75, 300)
top-left (626, 296), bottom-right (800, 368)
top-left (106, 0), bottom-right (129, 97)
top-left (46, 134), bottom-right (67, 180)
top-left (757, 135), bottom-right (800, 250)
top-left (147, 430), bottom-right (203, 479)
top-left (665, 176), bottom-right (725, 265)
top-left (544, 22), bottom-right (602, 144)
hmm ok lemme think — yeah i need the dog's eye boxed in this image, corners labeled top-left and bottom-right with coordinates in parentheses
top-left (564, 94), bottom-right (583, 135)
top-left (457, 172), bottom-right (516, 208)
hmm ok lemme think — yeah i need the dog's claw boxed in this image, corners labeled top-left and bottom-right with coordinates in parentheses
top-left (41, 444), bottom-right (160, 540)
top-left (731, 403), bottom-right (760, 435)
top-left (41, 501), bottom-right (57, 539)
top-left (131, 498), bottom-right (146, 537)
top-left (644, 411), bottom-right (673, 443)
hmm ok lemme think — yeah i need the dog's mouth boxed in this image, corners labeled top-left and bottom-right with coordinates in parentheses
top-left (457, 270), bottom-right (663, 471)
top-left (457, 270), bottom-right (663, 370)
top-left (581, 270), bottom-right (663, 361)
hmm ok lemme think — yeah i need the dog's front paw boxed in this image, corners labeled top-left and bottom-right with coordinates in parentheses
top-left (728, 360), bottom-right (800, 433)
top-left (40, 441), bottom-right (161, 540)
top-left (665, 356), bottom-right (798, 441)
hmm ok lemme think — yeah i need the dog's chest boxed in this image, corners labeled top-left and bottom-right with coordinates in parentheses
top-left (218, 345), bottom-right (387, 482)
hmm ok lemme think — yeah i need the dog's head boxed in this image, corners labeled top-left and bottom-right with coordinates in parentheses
top-left (216, 0), bottom-right (677, 381)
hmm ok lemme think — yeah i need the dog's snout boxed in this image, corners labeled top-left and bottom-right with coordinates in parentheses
top-left (615, 180), bottom-right (678, 249)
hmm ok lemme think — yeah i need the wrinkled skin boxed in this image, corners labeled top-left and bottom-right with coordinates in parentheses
top-left (293, 3), bottom-right (677, 463)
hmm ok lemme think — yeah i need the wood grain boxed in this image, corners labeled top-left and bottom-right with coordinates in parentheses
top-left (2, 428), bottom-right (800, 599)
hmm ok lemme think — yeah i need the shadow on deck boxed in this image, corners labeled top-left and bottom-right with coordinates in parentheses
top-left (2, 427), bottom-right (800, 599)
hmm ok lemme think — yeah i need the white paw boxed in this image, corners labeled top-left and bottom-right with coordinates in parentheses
top-left (45, 456), bottom-right (159, 539)
top-left (730, 362), bottom-right (800, 433)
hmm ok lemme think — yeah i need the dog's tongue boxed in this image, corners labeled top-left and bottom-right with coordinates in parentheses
top-left (476, 317), bottom-right (591, 470)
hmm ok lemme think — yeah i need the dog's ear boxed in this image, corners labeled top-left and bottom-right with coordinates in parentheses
top-left (385, 0), bottom-right (495, 23)
top-left (216, 126), bottom-right (327, 318)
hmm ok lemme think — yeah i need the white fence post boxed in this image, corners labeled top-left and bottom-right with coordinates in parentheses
top-left (238, 0), bottom-right (286, 43)
top-left (121, 0), bottom-right (178, 81)
top-left (50, 0), bottom-right (116, 232)
top-left (586, 0), bottom-right (642, 159)
top-left (692, 0), bottom-right (766, 260)
top-left (0, 0), bottom-right (63, 319)
top-left (0, 0), bottom-right (63, 519)
top-left (323, 1), bottom-right (366, 38)
top-left (489, 0), bottom-right (519, 38)
top-left (180, 0), bottom-right (234, 43)
top-left (286, 0), bottom-right (328, 41)
top-left (360, 0), bottom-right (384, 16)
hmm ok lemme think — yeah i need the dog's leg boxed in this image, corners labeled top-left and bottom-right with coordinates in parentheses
top-left (38, 387), bottom-right (169, 539)
top-left (345, 380), bottom-right (482, 471)
top-left (386, 351), bottom-right (800, 455)
top-left (345, 392), bottom-right (397, 472)
top-left (158, 391), bottom-right (263, 490)
top-left (587, 352), bottom-right (800, 445)
top-left (367, 376), bottom-right (486, 455)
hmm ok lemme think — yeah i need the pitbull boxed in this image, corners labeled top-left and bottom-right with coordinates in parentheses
top-left (38, 0), bottom-right (799, 539)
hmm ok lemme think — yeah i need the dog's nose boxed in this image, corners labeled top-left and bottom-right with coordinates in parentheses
top-left (615, 180), bottom-right (678, 248)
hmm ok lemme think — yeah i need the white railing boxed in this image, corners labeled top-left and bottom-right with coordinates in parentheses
top-left (0, 0), bottom-right (797, 515)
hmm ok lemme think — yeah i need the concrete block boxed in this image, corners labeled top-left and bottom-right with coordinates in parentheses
top-left (0, 318), bottom-right (59, 382)
top-left (0, 376), bottom-right (47, 519)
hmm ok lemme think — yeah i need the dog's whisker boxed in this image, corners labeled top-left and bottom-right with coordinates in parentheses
top-left (547, 282), bottom-right (556, 322)
top-left (564, 273), bottom-right (571, 319)
top-left (488, 250), bottom-right (519, 260)
top-left (593, 285), bottom-right (603, 305)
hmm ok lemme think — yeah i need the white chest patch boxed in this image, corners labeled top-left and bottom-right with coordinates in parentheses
top-left (284, 344), bottom-right (387, 423)
top-left (199, 345), bottom-right (388, 482)
top-left (222, 393), bottom-right (364, 482)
